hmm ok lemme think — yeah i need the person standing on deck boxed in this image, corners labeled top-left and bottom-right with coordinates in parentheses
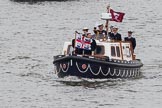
top-left (124, 31), bottom-right (136, 51)
top-left (108, 25), bottom-right (114, 39)
top-left (82, 27), bottom-right (89, 37)
top-left (110, 27), bottom-right (122, 41)
top-left (96, 23), bottom-right (108, 40)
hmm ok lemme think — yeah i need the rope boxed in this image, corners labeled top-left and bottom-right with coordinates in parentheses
top-left (76, 62), bottom-right (89, 73)
top-left (129, 70), bottom-right (132, 77)
top-left (132, 69), bottom-right (135, 77)
top-left (89, 65), bottom-right (100, 76)
top-left (121, 70), bottom-right (126, 77)
top-left (116, 69), bottom-right (121, 76)
top-left (56, 65), bottom-right (61, 74)
top-left (60, 62), bottom-right (69, 73)
top-left (110, 68), bottom-right (116, 76)
top-left (100, 67), bottom-right (111, 76)
top-left (125, 70), bottom-right (129, 77)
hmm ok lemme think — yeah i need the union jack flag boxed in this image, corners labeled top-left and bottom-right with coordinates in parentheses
top-left (75, 33), bottom-right (92, 50)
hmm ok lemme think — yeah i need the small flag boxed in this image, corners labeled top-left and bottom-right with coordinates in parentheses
top-left (110, 9), bottom-right (125, 22)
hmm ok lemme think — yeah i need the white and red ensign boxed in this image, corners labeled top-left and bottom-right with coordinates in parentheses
top-left (110, 9), bottom-right (125, 22)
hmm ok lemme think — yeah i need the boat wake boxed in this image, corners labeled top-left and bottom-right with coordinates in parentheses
top-left (10, 0), bottom-right (79, 3)
top-left (53, 76), bottom-right (127, 88)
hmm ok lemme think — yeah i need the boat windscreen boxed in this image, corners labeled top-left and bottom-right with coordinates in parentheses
top-left (95, 45), bottom-right (105, 55)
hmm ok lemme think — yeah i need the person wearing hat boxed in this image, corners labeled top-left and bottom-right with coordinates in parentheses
top-left (82, 27), bottom-right (89, 37)
top-left (96, 23), bottom-right (108, 40)
top-left (84, 32), bottom-right (97, 55)
top-left (108, 25), bottom-right (114, 39)
top-left (92, 27), bottom-right (98, 39)
top-left (124, 31), bottom-right (136, 51)
top-left (111, 27), bottom-right (122, 41)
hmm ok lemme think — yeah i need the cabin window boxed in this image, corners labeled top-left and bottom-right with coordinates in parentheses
top-left (95, 45), bottom-right (105, 55)
top-left (123, 46), bottom-right (131, 57)
top-left (116, 46), bottom-right (120, 57)
top-left (126, 47), bottom-right (131, 57)
top-left (111, 46), bottom-right (116, 56)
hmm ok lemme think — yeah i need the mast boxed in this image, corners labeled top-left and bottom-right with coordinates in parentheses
top-left (73, 31), bottom-right (77, 55)
top-left (105, 4), bottom-right (110, 34)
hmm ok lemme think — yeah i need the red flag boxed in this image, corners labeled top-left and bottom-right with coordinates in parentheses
top-left (110, 9), bottom-right (125, 22)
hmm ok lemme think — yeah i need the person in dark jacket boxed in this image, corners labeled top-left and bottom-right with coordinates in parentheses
top-left (96, 23), bottom-right (108, 40)
top-left (108, 25), bottom-right (114, 38)
top-left (110, 27), bottom-right (122, 41)
top-left (85, 33), bottom-right (96, 55)
top-left (124, 31), bottom-right (136, 51)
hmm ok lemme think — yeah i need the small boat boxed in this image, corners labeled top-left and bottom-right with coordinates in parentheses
top-left (53, 6), bottom-right (143, 79)
top-left (53, 40), bottom-right (143, 79)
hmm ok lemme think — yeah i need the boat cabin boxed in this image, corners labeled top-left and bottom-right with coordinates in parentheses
top-left (62, 40), bottom-right (135, 61)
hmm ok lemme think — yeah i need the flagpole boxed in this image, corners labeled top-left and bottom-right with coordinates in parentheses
top-left (73, 31), bottom-right (77, 54)
top-left (105, 4), bottom-right (110, 34)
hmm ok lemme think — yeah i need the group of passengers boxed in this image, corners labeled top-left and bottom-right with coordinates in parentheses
top-left (72, 22), bottom-right (136, 55)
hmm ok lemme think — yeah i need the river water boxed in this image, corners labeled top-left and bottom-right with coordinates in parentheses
top-left (0, 0), bottom-right (162, 108)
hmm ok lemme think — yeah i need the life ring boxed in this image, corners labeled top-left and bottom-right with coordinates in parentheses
top-left (63, 64), bottom-right (66, 69)
top-left (82, 64), bottom-right (87, 70)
